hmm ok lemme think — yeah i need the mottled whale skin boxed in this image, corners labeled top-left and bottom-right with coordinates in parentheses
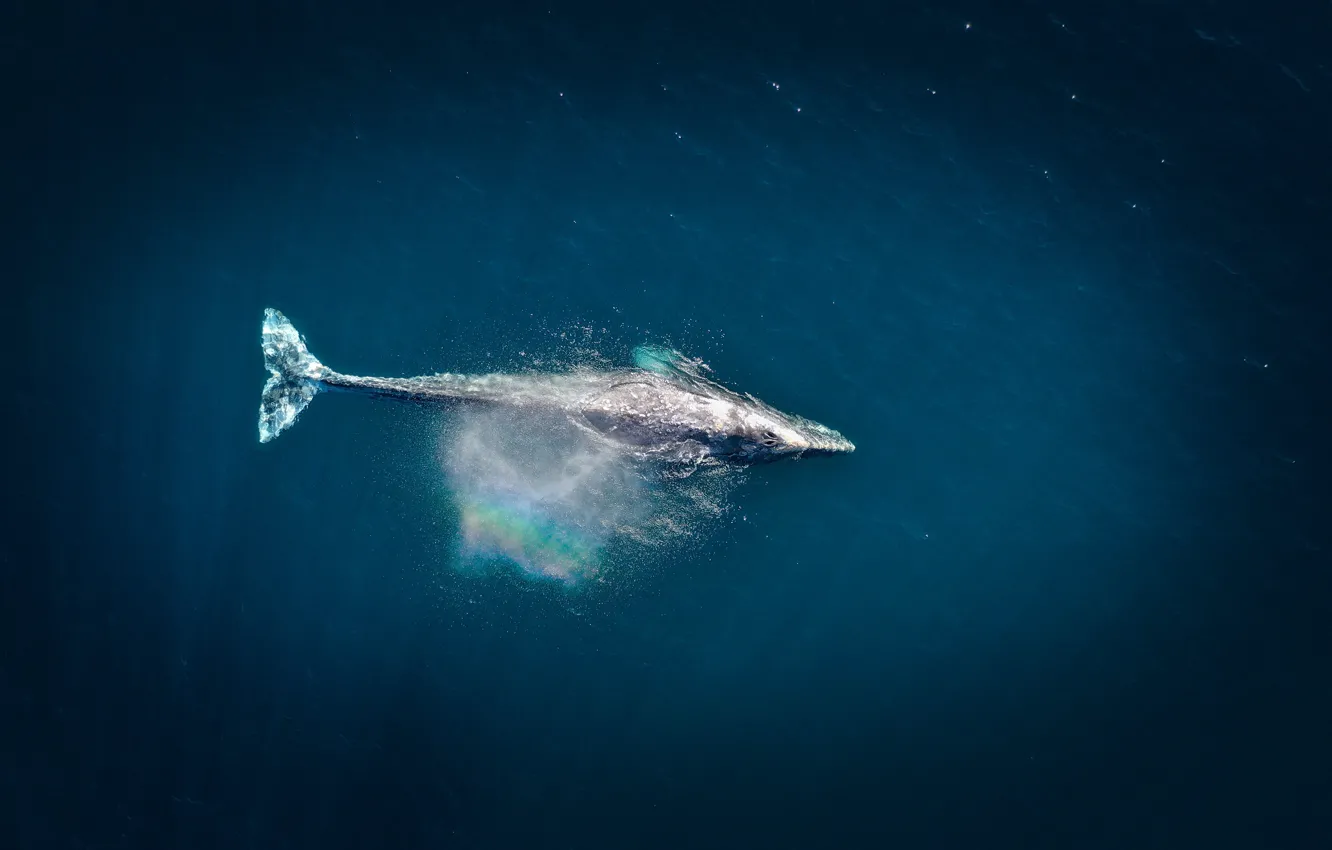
top-left (257, 308), bottom-right (854, 465)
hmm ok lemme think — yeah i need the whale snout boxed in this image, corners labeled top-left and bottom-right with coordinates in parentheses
top-left (801, 435), bottom-right (855, 456)
top-left (828, 435), bottom-right (856, 453)
top-left (787, 420), bottom-right (854, 457)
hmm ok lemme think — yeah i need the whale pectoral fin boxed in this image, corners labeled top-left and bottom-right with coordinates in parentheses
top-left (632, 344), bottom-right (684, 377)
top-left (632, 344), bottom-right (716, 376)
top-left (631, 344), bottom-right (737, 397)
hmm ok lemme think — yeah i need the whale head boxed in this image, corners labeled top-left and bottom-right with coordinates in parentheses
top-left (624, 343), bottom-right (855, 465)
top-left (729, 410), bottom-right (856, 464)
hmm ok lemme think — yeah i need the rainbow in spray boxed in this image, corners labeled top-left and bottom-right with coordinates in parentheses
top-left (437, 401), bottom-right (740, 586)
top-left (457, 494), bottom-right (600, 584)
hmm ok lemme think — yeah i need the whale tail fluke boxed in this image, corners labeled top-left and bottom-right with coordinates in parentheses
top-left (258, 308), bottom-right (327, 443)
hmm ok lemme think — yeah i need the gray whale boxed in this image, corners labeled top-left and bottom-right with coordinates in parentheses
top-left (257, 308), bottom-right (854, 465)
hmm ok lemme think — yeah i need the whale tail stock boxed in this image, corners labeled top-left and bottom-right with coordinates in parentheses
top-left (258, 308), bottom-right (326, 443)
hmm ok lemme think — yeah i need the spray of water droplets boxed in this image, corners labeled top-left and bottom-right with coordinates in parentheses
top-left (436, 401), bottom-right (739, 588)
top-left (410, 315), bottom-right (742, 590)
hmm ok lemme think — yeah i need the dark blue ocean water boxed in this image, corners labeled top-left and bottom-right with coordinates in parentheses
top-left (8, 1), bottom-right (1330, 847)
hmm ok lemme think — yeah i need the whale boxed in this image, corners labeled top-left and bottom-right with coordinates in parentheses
top-left (257, 308), bottom-right (854, 465)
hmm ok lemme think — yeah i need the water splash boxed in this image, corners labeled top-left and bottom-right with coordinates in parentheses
top-left (438, 404), bottom-right (738, 587)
